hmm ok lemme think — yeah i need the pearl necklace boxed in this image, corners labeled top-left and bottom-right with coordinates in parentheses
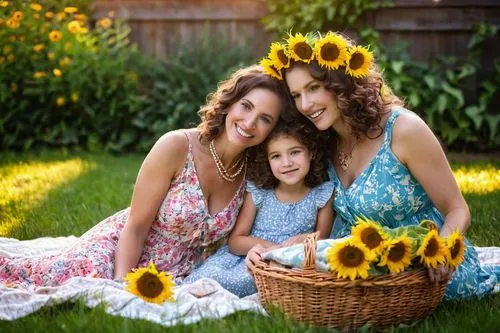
top-left (209, 140), bottom-right (246, 182)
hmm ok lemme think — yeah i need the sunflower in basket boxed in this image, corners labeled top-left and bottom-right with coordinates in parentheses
top-left (351, 217), bottom-right (389, 255)
top-left (326, 237), bottom-right (376, 280)
top-left (416, 229), bottom-right (449, 269)
top-left (378, 234), bottom-right (413, 273)
top-left (446, 229), bottom-right (466, 268)
top-left (123, 261), bottom-right (175, 304)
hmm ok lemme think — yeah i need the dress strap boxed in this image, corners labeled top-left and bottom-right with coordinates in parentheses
top-left (383, 108), bottom-right (402, 145)
top-left (182, 131), bottom-right (194, 158)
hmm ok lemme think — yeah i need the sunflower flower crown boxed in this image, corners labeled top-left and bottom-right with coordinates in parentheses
top-left (260, 31), bottom-right (374, 81)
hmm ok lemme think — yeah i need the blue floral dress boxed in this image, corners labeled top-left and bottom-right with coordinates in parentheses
top-left (183, 180), bottom-right (334, 297)
top-left (328, 108), bottom-right (499, 301)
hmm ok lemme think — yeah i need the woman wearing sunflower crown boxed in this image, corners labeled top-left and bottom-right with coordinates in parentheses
top-left (0, 65), bottom-right (288, 289)
top-left (257, 31), bottom-right (499, 301)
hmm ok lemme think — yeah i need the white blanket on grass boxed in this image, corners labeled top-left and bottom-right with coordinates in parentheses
top-left (1, 237), bottom-right (500, 324)
top-left (0, 236), bottom-right (264, 324)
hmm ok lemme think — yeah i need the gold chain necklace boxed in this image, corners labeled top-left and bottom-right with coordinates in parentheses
top-left (337, 139), bottom-right (358, 172)
top-left (209, 140), bottom-right (246, 182)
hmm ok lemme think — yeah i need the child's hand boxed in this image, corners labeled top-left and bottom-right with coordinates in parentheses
top-left (246, 244), bottom-right (265, 267)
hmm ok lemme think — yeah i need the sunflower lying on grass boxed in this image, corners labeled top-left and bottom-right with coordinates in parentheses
top-left (325, 217), bottom-right (466, 280)
top-left (123, 261), bottom-right (175, 304)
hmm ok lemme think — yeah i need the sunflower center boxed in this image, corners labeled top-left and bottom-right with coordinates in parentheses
top-left (136, 272), bottom-right (164, 298)
top-left (424, 237), bottom-right (439, 257)
top-left (349, 52), bottom-right (365, 70)
top-left (339, 246), bottom-right (364, 267)
top-left (321, 43), bottom-right (340, 61)
top-left (361, 228), bottom-right (382, 249)
top-left (450, 240), bottom-right (461, 258)
top-left (294, 42), bottom-right (313, 60)
top-left (277, 49), bottom-right (289, 66)
top-left (388, 242), bottom-right (405, 262)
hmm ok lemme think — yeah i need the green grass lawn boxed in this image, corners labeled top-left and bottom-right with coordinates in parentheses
top-left (0, 151), bottom-right (499, 332)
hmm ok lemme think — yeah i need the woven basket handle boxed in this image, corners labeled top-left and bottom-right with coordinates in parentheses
top-left (303, 232), bottom-right (317, 271)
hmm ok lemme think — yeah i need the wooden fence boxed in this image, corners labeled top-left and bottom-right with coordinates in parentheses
top-left (92, 0), bottom-right (500, 63)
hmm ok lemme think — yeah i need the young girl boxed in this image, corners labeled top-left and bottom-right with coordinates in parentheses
top-left (183, 118), bottom-right (334, 297)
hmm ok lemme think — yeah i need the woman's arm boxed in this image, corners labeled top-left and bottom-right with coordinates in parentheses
top-left (227, 193), bottom-right (276, 255)
top-left (113, 131), bottom-right (188, 279)
top-left (392, 112), bottom-right (470, 237)
top-left (392, 112), bottom-right (470, 282)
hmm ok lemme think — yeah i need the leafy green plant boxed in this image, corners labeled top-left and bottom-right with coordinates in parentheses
top-left (363, 24), bottom-right (500, 149)
top-left (262, 0), bottom-right (393, 35)
top-left (0, 0), bottom-right (144, 152)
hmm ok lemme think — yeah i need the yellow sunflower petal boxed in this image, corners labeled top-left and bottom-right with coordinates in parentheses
top-left (326, 237), bottom-right (376, 280)
top-left (446, 230), bottom-right (466, 268)
top-left (124, 262), bottom-right (175, 304)
top-left (260, 58), bottom-right (282, 80)
top-left (416, 229), bottom-right (449, 268)
top-left (345, 45), bottom-right (373, 78)
top-left (268, 42), bottom-right (289, 70)
top-left (378, 234), bottom-right (413, 273)
top-left (314, 32), bottom-right (348, 70)
top-left (351, 216), bottom-right (389, 255)
top-left (287, 33), bottom-right (313, 63)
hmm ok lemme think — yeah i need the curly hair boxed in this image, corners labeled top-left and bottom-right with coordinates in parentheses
top-left (247, 117), bottom-right (330, 189)
top-left (197, 65), bottom-right (288, 145)
top-left (283, 35), bottom-right (404, 140)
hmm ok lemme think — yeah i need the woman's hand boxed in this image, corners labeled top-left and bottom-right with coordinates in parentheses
top-left (428, 264), bottom-right (454, 283)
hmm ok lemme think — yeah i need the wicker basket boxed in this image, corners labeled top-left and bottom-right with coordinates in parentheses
top-left (247, 234), bottom-right (448, 331)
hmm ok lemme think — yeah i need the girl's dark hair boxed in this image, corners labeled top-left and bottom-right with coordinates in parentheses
top-left (247, 116), bottom-right (330, 189)
top-left (197, 64), bottom-right (288, 145)
top-left (284, 59), bottom-right (404, 140)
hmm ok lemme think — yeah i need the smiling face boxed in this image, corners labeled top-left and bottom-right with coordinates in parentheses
top-left (285, 65), bottom-right (340, 131)
top-left (267, 134), bottom-right (312, 187)
top-left (224, 87), bottom-right (282, 149)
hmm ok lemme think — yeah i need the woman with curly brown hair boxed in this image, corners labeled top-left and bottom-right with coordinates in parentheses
top-left (0, 65), bottom-right (287, 289)
top-left (183, 118), bottom-right (334, 297)
top-left (255, 32), bottom-right (499, 301)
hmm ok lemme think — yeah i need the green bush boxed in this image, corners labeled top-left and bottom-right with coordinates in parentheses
top-left (0, 0), bottom-right (144, 152)
top-left (262, 0), bottom-right (392, 34)
top-left (362, 25), bottom-right (500, 150)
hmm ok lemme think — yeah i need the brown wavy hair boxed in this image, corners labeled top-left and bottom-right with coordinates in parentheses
top-left (247, 117), bottom-right (330, 189)
top-left (197, 65), bottom-right (288, 145)
top-left (283, 34), bottom-right (404, 140)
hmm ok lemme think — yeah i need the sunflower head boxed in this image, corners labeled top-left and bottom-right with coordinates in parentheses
top-left (314, 32), bottom-right (349, 70)
top-left (326, 238), bottom-right (376, 280)
top-left (260, 30), bottom-right (377, 80)
top-left (345, 45), bottom-right (373, 78)
top-left (446, 230), bottom-right (466, 268)
top-left (351, 217), bottom-right (389, 255)
top-left (123, 261), bottom-right (175, 304)
top-left (260, 58), bottom-right (282, 80)
top-left (268, 42), bottom-right (290, 70)
top-left (416, 229), bottom-right (448, 268)
top-left (287, 32), bottom-right (314, 63)
top-left (378, 235), bottom-right (413, 273)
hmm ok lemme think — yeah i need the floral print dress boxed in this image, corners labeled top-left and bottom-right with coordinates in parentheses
top-left (328, 109), bottom-right (499, 301)
top-left (0, 132), bottom-right (245, 290)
